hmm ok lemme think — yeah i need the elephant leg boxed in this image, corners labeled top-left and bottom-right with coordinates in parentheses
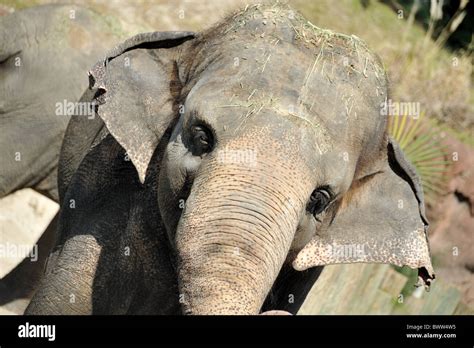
top-left (26, 135), bottom-right (180, 315)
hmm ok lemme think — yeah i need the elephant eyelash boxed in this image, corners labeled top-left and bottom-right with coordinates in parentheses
top-left (185, 112), bottom-right (217, 157)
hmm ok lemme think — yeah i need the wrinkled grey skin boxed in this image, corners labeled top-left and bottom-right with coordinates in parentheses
top-left (0, 4), bottom-right (125, 201)
top-left (0, 4), bottom-right (127, 311)
top-left (26, 4), bottom-right (434, 315)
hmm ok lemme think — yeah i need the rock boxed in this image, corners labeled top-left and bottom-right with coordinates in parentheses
top-left (427, 134), bottom-right (474, 306)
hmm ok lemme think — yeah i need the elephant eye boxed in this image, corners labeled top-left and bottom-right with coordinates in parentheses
top-left (307, 187), bottom-right (332, 217)
top-left (191, 124), bottom-right (213, 156)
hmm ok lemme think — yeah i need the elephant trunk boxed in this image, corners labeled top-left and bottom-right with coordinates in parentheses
top-left (176, 152), bottom-right (308, 314)
top-left (25, 235), bottom-right (101, 315)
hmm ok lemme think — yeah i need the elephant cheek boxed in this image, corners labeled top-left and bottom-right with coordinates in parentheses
top-left (175, 163), bottom-right (307, 315)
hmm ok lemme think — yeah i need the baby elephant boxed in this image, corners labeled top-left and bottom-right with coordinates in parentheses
top-left (26, 3), bottom-right (434, 315)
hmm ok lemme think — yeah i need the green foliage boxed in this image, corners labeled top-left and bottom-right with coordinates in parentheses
top-left (389, 112), bottom-right (452, 201)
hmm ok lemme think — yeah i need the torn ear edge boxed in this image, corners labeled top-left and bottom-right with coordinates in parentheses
top-left (88, 31), bottom-right (195, 93)
top-left (387, 137), bottom-right (435, 289)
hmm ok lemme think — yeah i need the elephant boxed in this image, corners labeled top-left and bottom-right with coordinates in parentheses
top-left (26, 3), bottom-right (434, 315)
top-left (0, 4), bottom-right (128, 201)
top-left (0, 4), bottom-right (131, 313)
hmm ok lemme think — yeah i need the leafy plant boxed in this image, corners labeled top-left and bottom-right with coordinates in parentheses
top-left (388, 112), bottom-right (452, 201)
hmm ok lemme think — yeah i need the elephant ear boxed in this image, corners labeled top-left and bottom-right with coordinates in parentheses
top-left (88, 32), bottom-right (195, 183)
top-left (293, 137), bottom-right (435, 289)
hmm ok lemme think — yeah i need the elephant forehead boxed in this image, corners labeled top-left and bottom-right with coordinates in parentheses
top-left (185, 2), bottom-right (388, 150)
top-left (185, 90), bottom-right (357, 191)
top-left (185, 50), bottom-right (379, 155)
top-left (186, 86), bottom-right (331, 153)
top-left (186, 76), bottom-right (344, 154)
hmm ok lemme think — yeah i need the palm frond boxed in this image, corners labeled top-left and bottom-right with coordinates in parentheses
top-left (388, 112), bottom-right (451, 203)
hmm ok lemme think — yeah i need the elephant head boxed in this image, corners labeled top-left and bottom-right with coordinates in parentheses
top-left (27, 4), bottom-right (434, 315)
